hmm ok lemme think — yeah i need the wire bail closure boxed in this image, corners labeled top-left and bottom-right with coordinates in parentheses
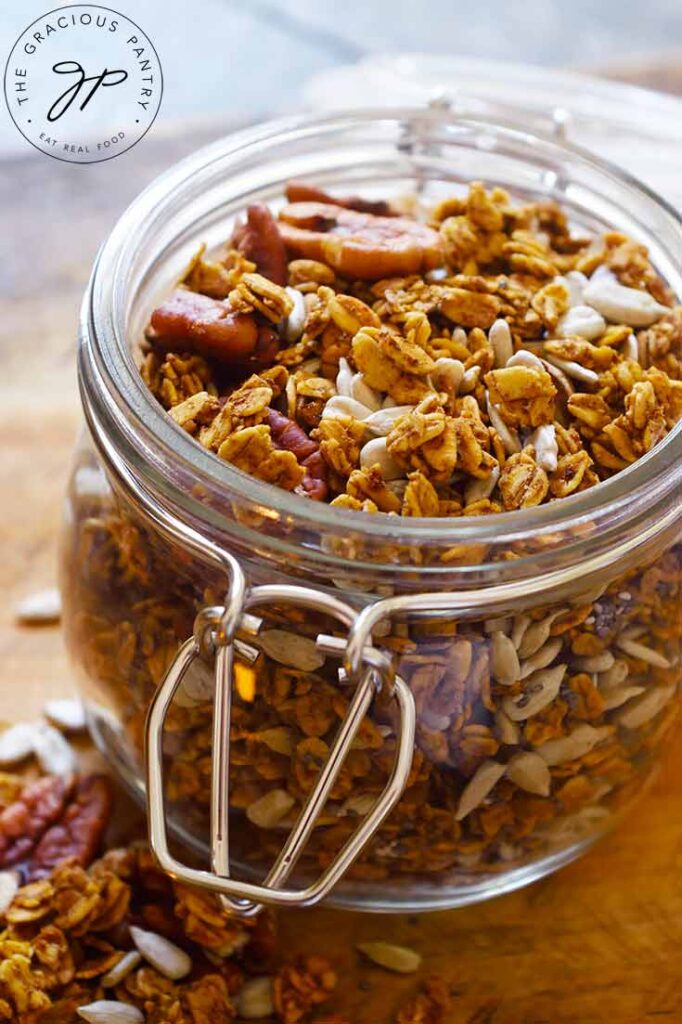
top-left (145, 572), bottom-right (417, 915)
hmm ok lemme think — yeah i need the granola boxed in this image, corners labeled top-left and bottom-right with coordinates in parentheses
top-left (138, 181), bottom-right (680, 518)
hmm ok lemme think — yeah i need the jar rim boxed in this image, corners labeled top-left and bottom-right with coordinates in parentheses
top-left (81, 106), bottom-right (682, 566)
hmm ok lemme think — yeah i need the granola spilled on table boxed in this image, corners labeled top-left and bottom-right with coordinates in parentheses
top-left (0, 765), bottom-right (448, 1023)
top-left (141, 180), bottom-right (682, 516)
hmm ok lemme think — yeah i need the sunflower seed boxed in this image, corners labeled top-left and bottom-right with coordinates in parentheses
top-left (101, 951), bottom-right (142, 988)
top-left (335, 357), bottom-right (353, 397)
top-left (340, 793), bottom-right (376, 817)
top-left (322, 395), bottom-right (374, 421)
top-left (502, 664), bottom-right (566, 721)
top-left (0, 870), bottom-right (19, 914)
top-left (236, 976), bottom-right (275, 1018)
top-left (598, 660), bottom-right (629, 689)
top-left (484, 616), bottom-right (512, 634)
top-left (602, 685), bottom-right (646, 711)
top-left (490, 631), bottom-right (520, 685)
top-left (486, 395), bottom-right (521, 454)
top-left (357, 941), bottom-right (422, 974)
top-left (489, 319), bottom-right (513, 367)
top-left (350, 372), bottom-right (382, 411)
top-left (44, 698), bottom-right (86, 733)
top-left (516, 613), bottom-right (561, 659)
top-left (254, 727), bottom-right (295, 756)
top-left (616, 684), bottom-right (676, 729)
top-left (130, 925), bottom-right (191, 980)
top-left (615, 637), bottom-right (670, 669)
top-left (15, 588), bottom-right (61, 624)
top-left (0, 722), bottom-right (39, 765)
top-left (465, 464), bottom-right (500, 505)
top-left (259, 630), bottom-right (325, 672)
top-left (77, 1002), bottom-right (144, 1024)
top-left (559, 270), bottom-right (588, 306)
top-left (173, 657), bottom-right (216, 708)
top-left (623, 333), bottom-right (639, 361)
top-left (506, 751), bottom-right (551, 796)
top-left (363, 405), bottom-right (415, 437)
top-left (360, 436), bottom-right (405, 480)
top-left (527, 424), bottom-right (558, 472)
top-left (495, 709), bottom-right (521, 745)
top-left (246, 788), bottom-right (295, 829)
top-left (32, 723), bottom-right (77, 777)
top-left (506, 349), bottom-right (544, 371)
top-left (460, 365), bottom-right (481, 393)
top-left (430, 356), bottom-right (465, 394)
top-left (543, 354), bottom-right (600, 385)
top-left (455, 760), bottom-right (506, 820)
top-left (574, 651), bottom-right (615, 673)
top-left (583, 278), bottom-right (669, 327)
top-left (519, 637), bottom-right (563, 679)
top-left (535, 724), bottom-right (610, 766)
top-left (283, 287), bottom-right (307, 343)
top-left (556, 305), bottom-right (606, 340)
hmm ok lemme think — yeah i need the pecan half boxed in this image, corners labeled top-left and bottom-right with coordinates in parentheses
top-left (26, 774), bottom-right (113, 881)
top-left (285, 180), bottom-right (396, 216)
top-left (266, 408), bottom-right (329, 501)
top-left (0, 775), bottom-right (71, 869)
top-left (278, 202), bottom-right (443, 280)
top-left (232, 203), bottom-right (288, 285)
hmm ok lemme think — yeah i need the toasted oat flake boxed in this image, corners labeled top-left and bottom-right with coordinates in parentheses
top-left (356, 942), bottom-right (422, 974)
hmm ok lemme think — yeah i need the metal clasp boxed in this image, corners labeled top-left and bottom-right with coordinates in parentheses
top-left (146, 575), bottom-right (416, 915)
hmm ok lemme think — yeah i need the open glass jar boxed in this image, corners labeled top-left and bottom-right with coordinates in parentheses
top-left (61, 109), bottom-right (682, 913)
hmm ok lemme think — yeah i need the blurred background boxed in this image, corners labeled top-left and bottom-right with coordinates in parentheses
top-left (1, 0), bottom-right (682, 154)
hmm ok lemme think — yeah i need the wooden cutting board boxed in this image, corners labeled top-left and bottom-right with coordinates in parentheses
top-left (1, 71), bottom-right (681, 1023)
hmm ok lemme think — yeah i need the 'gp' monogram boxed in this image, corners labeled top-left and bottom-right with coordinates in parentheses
top-left (47, 60), bottom-right (128, 121)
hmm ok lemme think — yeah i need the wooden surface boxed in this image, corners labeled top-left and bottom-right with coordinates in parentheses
top-left (1, 68), bottom-right (681, 1023)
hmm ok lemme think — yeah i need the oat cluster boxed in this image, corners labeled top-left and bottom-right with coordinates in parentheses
top-left (0, 767), bottom-right (449, 1023)
top-left (142, 180), bottom-right (682, 517)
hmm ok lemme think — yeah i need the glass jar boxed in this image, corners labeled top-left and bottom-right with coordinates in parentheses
top-left (61, 108), bottom-right (682, 913)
